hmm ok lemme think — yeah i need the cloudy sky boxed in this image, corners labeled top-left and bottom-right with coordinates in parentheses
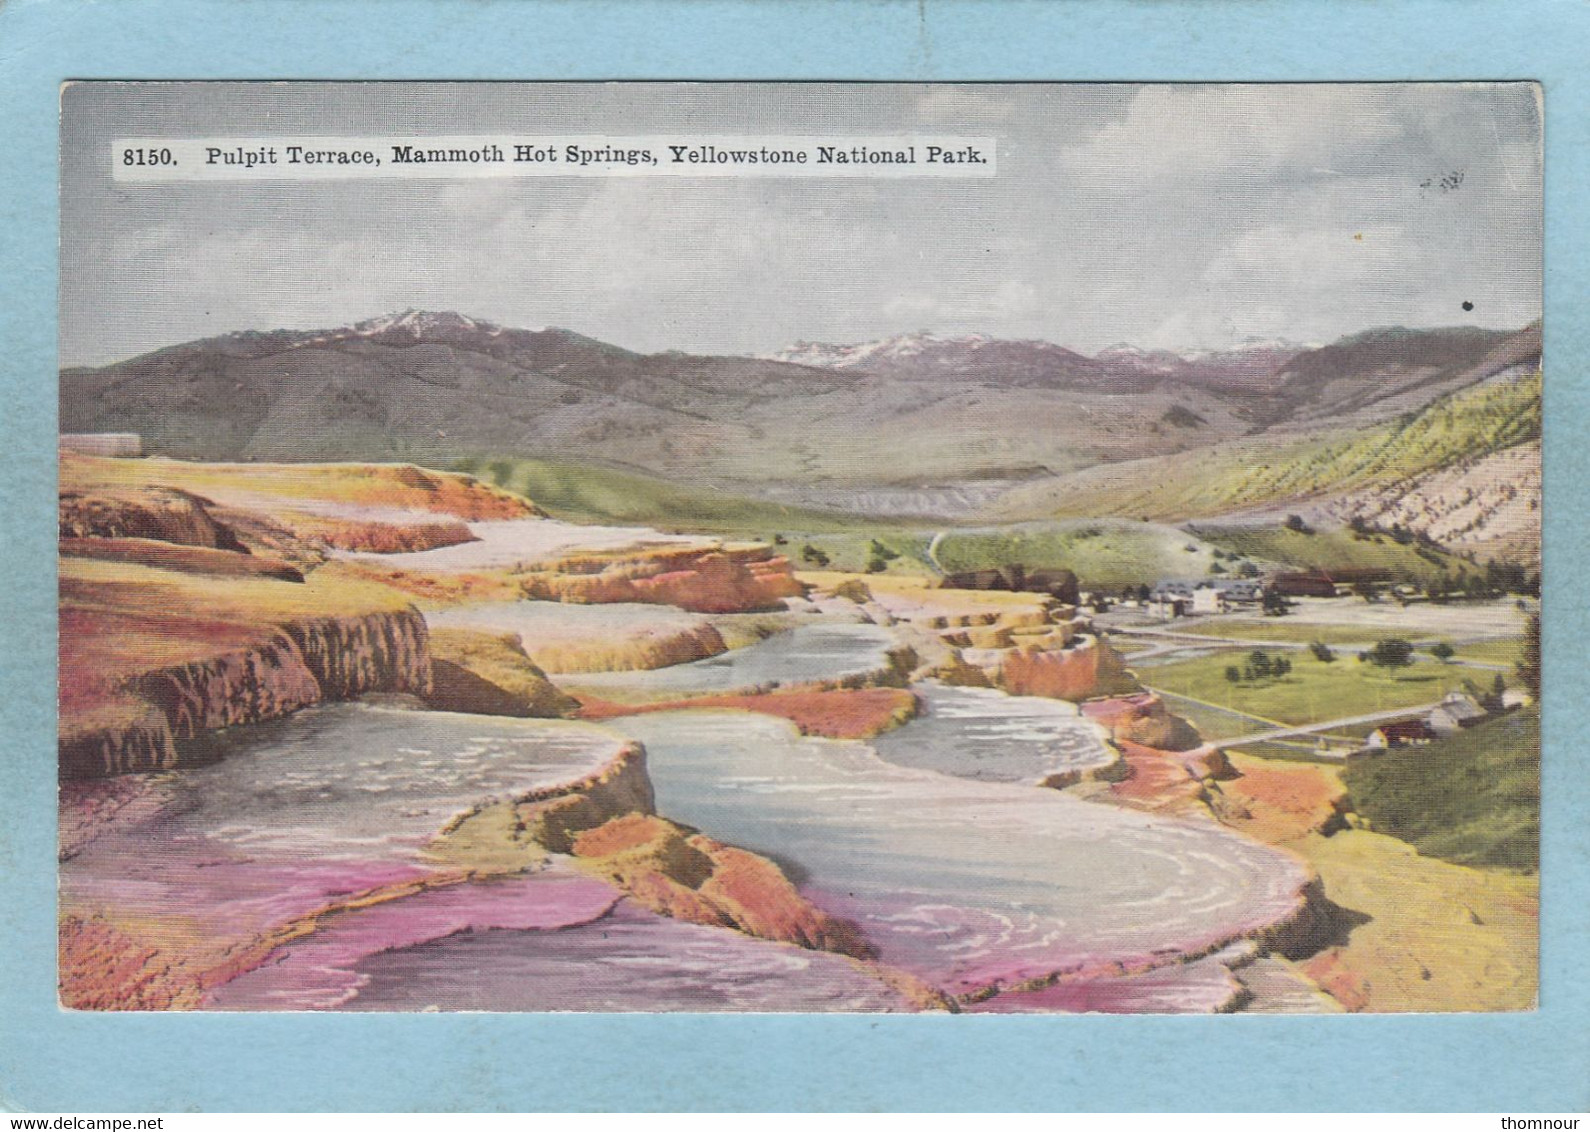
top-left (60, 82), bottom-right (1541, 367)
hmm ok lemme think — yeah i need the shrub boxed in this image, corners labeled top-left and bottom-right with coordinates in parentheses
top-left (830, 578), bottom-right (873, 603)
top-left (1366, 638), bottom-right (1416, 668)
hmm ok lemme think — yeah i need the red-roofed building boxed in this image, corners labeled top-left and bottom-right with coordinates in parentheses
top-left (1365, 718), bottom-right (1437, 749)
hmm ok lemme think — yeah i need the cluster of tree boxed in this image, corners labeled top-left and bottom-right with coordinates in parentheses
top-left (1352, 580), bottom-right (1384, 603)
top-left (1485, 558), bottom-right (1541, 597)
top-left (1360, 638), bottom-right (1415, 668)
top-left (1225, 649), bottom-right (1293, 685)
top-left (800, 543), bottom-right (831, 568)
top-left (1347, 514), bottom-right (1421, 546)
top-left (1463, 672), bottom-right (1512, 715)
top-left (864, 539), bottom-right (901, 574)
top-left (1346, 514), bottom-right (1444, 551)
top-left (1207, 548), bottom-right (1262, 578)
top-left (1309, 641), bottom-right (1336, 663)
top-left (1426, 571), bottom-right (1538, 601)
top-left (1283, 514), bottom-right (1315, 535)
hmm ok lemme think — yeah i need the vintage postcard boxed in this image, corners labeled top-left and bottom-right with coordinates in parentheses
top-left (56, 81), bottom-right (1541, 1015)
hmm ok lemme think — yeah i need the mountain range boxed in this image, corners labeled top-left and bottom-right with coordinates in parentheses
top-left (61, 310), bottom-right (1541, 531)
top-left (770, 331), bottom-right (1313, 393)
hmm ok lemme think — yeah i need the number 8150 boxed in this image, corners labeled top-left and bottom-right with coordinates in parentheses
top-left (122, 147), bottom-right (176, 166)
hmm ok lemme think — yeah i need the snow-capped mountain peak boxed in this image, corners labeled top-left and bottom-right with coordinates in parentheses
top-left (351, 309), bottom-right (501, 338)
top-left (236, 309), bottom-right (514, 352)
top-left (769, 331), bottom-right (1027, 369)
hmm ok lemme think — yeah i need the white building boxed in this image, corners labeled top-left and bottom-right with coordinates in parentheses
top-left (60, 433), bottom-right (142, 457)
top-left (1428, 692), bottom-right (1488, 735)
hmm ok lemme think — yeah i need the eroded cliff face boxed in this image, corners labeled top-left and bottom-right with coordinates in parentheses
top-left (995, 636), bottom-right (1138, 702)
top-left (58, 696), bottom-right (182, 781)
top-left (528, 622), bottom-right (728, 674)
top-left (130, 631), bottom-right (326, 741)
top-left (60, 608), bottom-right (433, 779)
top-left (281, 610), bottom-right (432, 701)
top-left (280, 514), bottom-right (479, 554)
top-left (59, 538), bottom-right (306, 582)
top-left (566, 813), bottom-right (878, 961)
top-left (59, 487), bottom-right (246, 551)
top-left (521, 545), bottom-right (804, 613)
top-left (1081, 692), bottom-right (1203, 751)
top-left (423, 628), bottom-right (579, 718)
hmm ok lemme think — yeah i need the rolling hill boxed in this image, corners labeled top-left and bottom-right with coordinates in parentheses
top-left (62, 311), bottom-right (1539, 537)
top-left (992, 365), bottom-right (1541, 556)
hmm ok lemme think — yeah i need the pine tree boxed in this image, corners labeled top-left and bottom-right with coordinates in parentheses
top-left (1517, 613), bottom-right (1540, 699)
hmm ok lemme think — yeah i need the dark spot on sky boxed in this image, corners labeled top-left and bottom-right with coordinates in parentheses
top-left (1462, 301), bottom-right (1474, 311)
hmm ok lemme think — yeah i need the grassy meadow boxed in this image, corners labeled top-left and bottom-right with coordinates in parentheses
top-left (1436, 636), bottom-right (1526, 665)
top-left (1165, 619), bottom-right (1413, 646)
top-left (1136, 649), bottom-right (1479, 729)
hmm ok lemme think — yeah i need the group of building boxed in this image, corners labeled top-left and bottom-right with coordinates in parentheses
top-left (1145, 577), bottom-right (1264, 618)
top-left (1361, 688), bottom-right (1523, 752)
top-left (1142, 567), bottom-right (1403, 619)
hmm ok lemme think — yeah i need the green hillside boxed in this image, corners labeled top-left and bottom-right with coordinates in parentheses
top-left (454, 455), bottom-right (897, 536)
top-left (1245, 370), bottom-right (1540, 499)
top-left (1343, 707), bottom-right (1539, 872)
top-left (1004, 371), bottom-right (1540, 522)
top-left (932, 520), bottom-right (1231, 588)
top-left (1188, 524), bottom-right (1471, 584)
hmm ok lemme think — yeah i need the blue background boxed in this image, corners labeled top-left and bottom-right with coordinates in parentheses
top-left (2, 0), bottom-right (1586, 1112)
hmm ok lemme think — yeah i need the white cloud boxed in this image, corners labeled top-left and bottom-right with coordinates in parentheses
top-left (59, 83), bottom-right (1541, 365)
top-left (1204, 223), bottom-right (1412, 290)
top-left (1061, 85), bottom-right (1408, 184)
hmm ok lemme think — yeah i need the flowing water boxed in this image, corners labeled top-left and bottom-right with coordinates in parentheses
top-left (340, 517), bottom-right (709, 573)
top-left (338, 898), bottom-right (910, 1012)
top-left (60, 704), bottom-right (639, 1007)
top-left (872, 680), bottom-right (1118, 784)
top-left (63, 630), bottom-right (1321, 1013)
top-left (62, 700), bottom-right (913, 1012)
top-left (428, 600), bottom-right (712, 648)
top-left (607, 710), bottom-right (1310, 1004)
top-left (561, 622), bottom-right (899, 697)
top-left (60, 703), bottom-right (630, 943)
